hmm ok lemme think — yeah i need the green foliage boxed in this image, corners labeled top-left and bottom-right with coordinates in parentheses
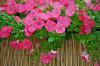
top-left (87, 10), bottom-right (100, 31)
top-left (67, 13), bottom-right (82, 33)
top-left (75, 0), bottom-right (85, 9)
top-left (0, 12), bottom-right (26, 41)
top-left (34, 28), bottom-right (64, 53)
top-left (74, 31), bottom-right (100, 60)
top-left (34, 28), bottom-right (47, 39)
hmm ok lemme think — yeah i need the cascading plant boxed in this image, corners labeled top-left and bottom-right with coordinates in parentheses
top-left (0, 0), bottom-right (100, 64)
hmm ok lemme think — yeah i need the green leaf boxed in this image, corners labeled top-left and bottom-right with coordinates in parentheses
top-left (34, 28), bottom-right (47, 39)
top-left (48, 37), bottom-right (55, 42)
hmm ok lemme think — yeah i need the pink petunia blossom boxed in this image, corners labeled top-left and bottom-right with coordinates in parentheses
top-left (60, 0), bottom-right (69, 6)
top-left (24, 29), bottom-right (33, 37)
top-left (66, 4), bottom-right (76, 16)
top-left (81, 51), bottom-right (90, 62)
top-left (38, 12), bottom-right (51, 20)
top-left (9, 39), bottom-right (32, 50)
top-left (40, 52), bottom-right (57, 64)
top-left (23, 26), bottom-right (36, 37)
top-left (45, 0), bottom-right (53, 5)
top-left (84, 0), bottom-right (94, 9)
top-left (55, 26), bottom-right (66, 34)
top-left (57, 16), bottom-right (71, 27)
top-left (51, 2), bottom-right (64, 10)
top-left (0, 26), bottom-right (12, 38)
top-left (0, 6), bottom-right (6, 11)
top-left (93, 4), bottom-right (100, 12)
top-left (1, 26), bottom-right (12, 32)
top-left (9, 40), bottom-right (20, 50)
top-left (60, 0), bottom-right (76, 16)
top-left (45, 20), bottom-right (56, 32)
top-left (78, 10), bottom-right (95, 34)
top-left (18, 39), bottom-right (32, 50)
top-left (50, 9), bottom-right (61, 18)
top-left (5, 0), bottom-right (17, 14)
top-left (5, 5), bottom-right (17, 14)
top-left (14, 16), bottom-right (21, 23)
top-left (16, 4), bottom-right (26, 13)
top-left (80, 24), bottom-right (92, 34)
top-left (24, 0), bottom-right (35, 12)
top-left (56, 21), bottom-right (66, 34)
top-left (23, 17), bottom-right (34, 26)
top-left (33, 19), bottom-right (45, 30)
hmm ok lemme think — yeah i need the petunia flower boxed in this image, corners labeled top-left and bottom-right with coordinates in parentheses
top-left (40, 51), bottom-right (57, 64)
top-left (50, 9), bottom-right (61, 18)
top-left (9, 40), bottom-right (20, 50)
top-left (45, 20), bottom-right (56, 32)
top-left (23, 17), bottom-right (34, 26)
top-left (61, 0), bottom-right (76, 16)
top-left (93, 4), bottom-right (100, 12)
top-left (51, 2), bottom-right (64, 10)
top-left (57, 16), bottom-right (71, 27)
top-left (0, 26), bottom-right (12, 38)
top-left (38, 12), bottom-right (51, 20)
top-left (78, 10), bottom-right (95, 34)
top-left (24, 0), bottom-right (35, 12)
top-left (5, 0), bottom-right (17, 14)
top-left (9, 39), bottom-right (32, 50)
top-left (23, 29), bottom-right (33, 37)
top-left (14, 16), bottom-right (21, 23)
top-left (16, 4), bottom-right (26, 13)
top-left (66, 4), bottom-right (76, 16)
top-left (55, 21), bottom-right (66, 34)
top-left (55, 26), bottom-right (66, 34)
top-left (0, 6), bottom-right (6, 11)
top-left (60, 0), bottom-right (69, 6)
top-left (23, 26), bottom-right (36, 37)
top-left (81, 51), bottom-right (90, 62)
top-left (18, 39), bottom-right (32, 50)
top-left (33, 19), bottom-right (45, 30)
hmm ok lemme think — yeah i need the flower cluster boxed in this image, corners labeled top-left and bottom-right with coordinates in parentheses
top-left (0, 0), bottom-right (100, 64)
top-left (78, 10), bottom-right (95, 34)
top-left (10, 39), bottom-right (32, 50)
top-left (84, 0), bottom-right (100, 11)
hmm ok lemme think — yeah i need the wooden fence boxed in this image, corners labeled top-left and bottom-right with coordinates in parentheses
top-left (0, 39), bottom-right (96, 66)
top-left (0, 0), bottom-right (99, 66)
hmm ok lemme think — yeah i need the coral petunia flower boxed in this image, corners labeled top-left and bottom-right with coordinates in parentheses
top-left (18, 39), bottom-right (32, 50)
top-left (10, 39), bottom-right (32, 50)
top-left (78, 10), bottom-right (95, 34)
top-left (0, 26), bottom-right (12, 38)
